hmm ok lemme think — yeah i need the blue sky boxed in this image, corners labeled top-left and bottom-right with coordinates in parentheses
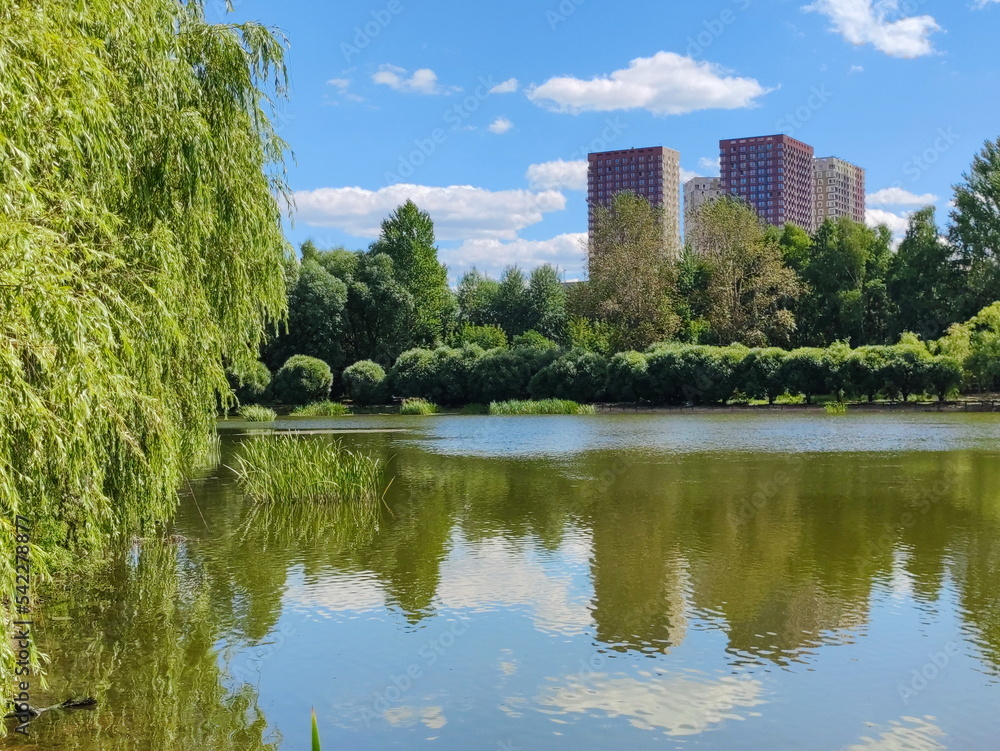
top-left (218, 0), bottom-right (1000, 280)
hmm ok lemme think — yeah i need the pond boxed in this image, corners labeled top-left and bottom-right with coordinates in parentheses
top-left (11, 412), bottom-right (1000, 750)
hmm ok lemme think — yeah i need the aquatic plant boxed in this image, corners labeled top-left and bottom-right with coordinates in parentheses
top-left (489, 399), bottom-right (596, 415)
top-left (400, 398), bottom-right (440, 415)
top-left (233, 435), bottom-right (384, 504)
top-left (239, 405), bottom-right (278, 422)
top-left (824, 402), bottom-right (849, 415)
top-left (292, 401), bottom-right (351, 417)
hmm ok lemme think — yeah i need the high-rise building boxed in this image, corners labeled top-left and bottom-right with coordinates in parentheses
top-left (587, 146), bottom-right (681, 255)
top-left (683, 176), bottom-right (724, 244)
top-left (813, 156), bottom-right (866, 227)
top-left (719, 134), bottom-right (816, 231)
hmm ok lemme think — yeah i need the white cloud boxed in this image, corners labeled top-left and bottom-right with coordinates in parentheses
top-left (866, 187), bottom-right (938, 206)
top-left (866, 207), bottom-right (912, 236)
top-left (446, 233), bottom-right (587, 278)
top-left (850, 64), bottom-right (865, 74)
top-left (844, 716), bottom-right (946, 751)
top-left (372, 65), bottom-right (458, 95)
top-left (680, 168), bottom-right (701, 183)
top-left (326, 78), bottom-right (351, 90)
top-left (698, 156), bottom-right (722, 175)
top-left (293, 184), bottom-right (566, 242)
top-left (488, 117), bottom-right (514, 135)
top-left (527, 51), bottom-right (771, 116)
top-left (489, 78), bottom-right (519, 94)
top-left (526, 160), bottom-right (588, 191)
top-left (974, 0), bottom-right (1000, 7)
top-left (804, 0), bottom-right (941, 58)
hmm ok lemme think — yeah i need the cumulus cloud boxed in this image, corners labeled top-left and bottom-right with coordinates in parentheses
top-left (698, 156), bottom-right (722, 174)
top-left (803, 0), bottom-right (941, 58)
top-left (488, 117), bottom-right (514, 135)
top-left (974, 0), bottom-right (999, 7)
top-left (293, 184), bottom-right (566, 242)
top-left (680, 168), bottom-right (701, 183)
top-left (866, 207), bottom-right (912, 236)
top-left (372, 65), bottom-right (458, 95)
top-left (326, 78), bottom-right (350, 90)
top-left (527, 51), bottom-right (771, 116)
top-left (526, 160), bottom-right (588, 191)
top-left (850, 64), bottom-right (865, 74)
top-left (446, 233), bottom-right (587, 278)
top-left (489, 78), bottom-right (519, 94)
top-left (866, 187), bottom-right (938, 206)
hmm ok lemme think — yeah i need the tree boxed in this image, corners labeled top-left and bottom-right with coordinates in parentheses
top-left (528, 349), bottom-right (609, 402)
top-left (342, 360), bottom-right (389, 405)
top-left (0, 0), bottom-right (290, 681)
top-left (740, 348), bottom-right (788, 404)
top-left (369, 200), bottom-right (450, 345)
top-left (691, 197), bottom-right (801, 347)
top-left (588, 192), bottom-right (680, 351)
top-left (266, 257), bottom-right (348, 370)
top-left (458, 324), bottom-right (508, 350)
top-left (527, 265), bottom-right (569, 342)
top-left (272, 356), bottom-right (333, 406)
top-left (493, 266), bottom-right (533, 338)
top-left (341, 251), bottom-right (416, 366)
top-left (887, 207), bottom-right (960, 341)
top-left (779, 348), bottom-right (831, 404)
top-left (950, 137), bottom-right (1000, 318)
top-left (457, 269), bottom-right (501, 328)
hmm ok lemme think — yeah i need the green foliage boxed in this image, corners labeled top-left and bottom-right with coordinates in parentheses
top-left (588, 192), bottom-right (680, 350)
top-left (239, 405), bottom-right (277, 422)
top-left (950, 137), bottom-right (1000, 317)
top-left (266, 258), bottom-right (348, 370)
top-left (606, 351), bottom-right (651, 402)
top-left (292, 401), bottom-right (351, 417)
top-left (645, 344), bottom-right (744, 404)
top-left (824, 402), bottom-right (849, 415)
top-left (459, 403), bottom-right (490, 415)
top-left (779, 348), bottom-right (832, 404)
top-left (342, 360), bottom-right (388, 406)
top-left (400, 398), bottom-right (439, 415)
top-left (469, 347), bottom-right (556, 403)
top-left (312, 709), bottom-right (322, 751)
top-left (457, 269), bottom-right (501, 328)
top-left (882, 342), bottom-right (934, 402)
top-left (513, 330), bottom-right (560, 351)
top-left (528, 348), bottom-right (608, 403)
top-left (459, 324), bottom-right (508, 350)
top-left (926, 356), bottom-right (965, 402)
top-left (272, 356), bottom-right (333, 406)
top-left (739, 348), bottom-right (788, 404)
top-left (233, 435), bottom-right (383, 504)
top-left (843, 345), bottom-right (892, 402)
top-left (390, 346), bottom-right (483, 404)
top-left (489, 400), bottom-right (596, 415)
top-left (567, 316), bottom-right (613, 356)
top-left (0, 0), bottom-right (291, 681)
top-left (227, 361), bottom-right (272, 406)
top-left (527, 265), bottom-right (570, 342)
top-left (369, 200), bottom-right (450, 345)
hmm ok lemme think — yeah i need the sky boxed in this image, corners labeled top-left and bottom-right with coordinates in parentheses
top-left (217, 0), bottom-right (1000, 281)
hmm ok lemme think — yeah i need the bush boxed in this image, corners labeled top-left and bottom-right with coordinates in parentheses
top-left (272, 356), bottom-right (334, 406)
top-left (645, 344), bottom-right (741, 404)
top-left (528, 348), bottom-right (608, 402)
top-left (739, 348), bottom-right (787, 404)
top-left (390, 346), bottom-right (484, 405)
top-left (489, 399), bottom-right (596, 415)
top-left (842, 346), bottom-right (892, 402)
top-left (227, 360), bottom-right (272, 405)
top-left (238, 405), bottom-right (277, 422)
top-left (470, 347), bottom-right (556, 403)
top-left (458, 324), bottom-right (507, 350)
top-left (778, 348), bottom-right (832, 404)
top-left (512, 330), bottom-right (559, 351)
top-left (926, 356), bottom-right (964, 402)
top-left (883, 344), bottom-right (933, 402)
top-left (400, 398), bottom-right (439, 415)
top-left (292, 401), bottom-right (351, 416)
top-left (342, 360), bottom-right (387, 406)
top-left (605, 351), bottom-right (650, 402)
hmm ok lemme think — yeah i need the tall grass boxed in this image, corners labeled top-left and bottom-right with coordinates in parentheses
top-left (489, 399), bottom-right (596, 415)
top-left (232, 434), bottom-right (384, 503)
top-left (238, 405), bottom-right (277, 422)
top-left (400, 398), bottom-right (439, 415)
top-left (312, 709), bottom-right (322, 751)
top-left (292, 401), bottom-right (351, 417)
top-left (824, 401), bottom-right (849, 415)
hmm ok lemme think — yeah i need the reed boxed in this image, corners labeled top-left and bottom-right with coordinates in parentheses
top-left (232, 434), bottom-right (383, 504)
top-left (400, 398), bottom-right (439, 415)
top-left (292, 401), bottom-right (351, 417)
top-left (312, 708), bottom-right (322, 751)
top-left (824, 401), bottom-right (849, 415)
top-left (488, 399), bottom-right (597, 415)
top-left (238, 405), bottom-right (277, 422)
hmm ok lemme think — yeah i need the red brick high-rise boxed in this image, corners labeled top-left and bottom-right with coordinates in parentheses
top-left (719, 134), bottom-right (816, 231)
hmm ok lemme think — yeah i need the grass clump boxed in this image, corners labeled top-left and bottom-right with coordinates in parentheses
top-left (400, 398), bottom-right (439, 415)
top-left (489, 399), bottom-right (596, 415)
top-left (233, 434), bottom-right (384, 503)
top-left (292, 401), bottom-right (351, 417)
top-left (824, 401), bottom-right (849, 415)
top-left (238, 405), bottom-right (277, 422)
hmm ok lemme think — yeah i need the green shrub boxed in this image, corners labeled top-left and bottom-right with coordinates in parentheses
top-left (227, 360), bottom-right (272, 405)
top-left (528, 348), bottom-right (608, 402)
top-left (469, 347), bottom-right (556, 403)
top-left (512, 330), bottom-right (559, 351)
top-left (739, 348), bottom-right (788, 404)
top-left (842, 346), bottom-right (892, 402)
top-left (883, 344), bottom-right (933, 402)
top-left (272, 355), bottom-right (333, 406)
top-left (238, 405), bottom-right (277, 422)
top-left (489, 399), bottom-right (596, 415)
top-left (400, 398), bottom-right (439, 415)
top-left (233, 435), bottom-right (383, 504)
top-left (778, 348), bottom-right (832, 404)
top-left (926, 356), bottom-right (964, 402)
top-left (390, 346), bottom-right (483, 405)
top-left (292, 401), bottom-right (351, 416)
top-left (605, 351), bottom-right (650, 402)
top-left (342, 360), bottom-right (387, 405)
top-left (645, 344), bottom-right (741, 404)
top-left (458, 323), bottom-right (507, 350)
top-left (824, 402), bottom-right (848, 415)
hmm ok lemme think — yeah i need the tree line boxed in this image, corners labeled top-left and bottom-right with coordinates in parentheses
top-left (253, 138), bottom-right (1000, 405)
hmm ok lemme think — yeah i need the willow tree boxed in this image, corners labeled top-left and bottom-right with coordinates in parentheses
top-left (0, 0), bottom-right (291, 681)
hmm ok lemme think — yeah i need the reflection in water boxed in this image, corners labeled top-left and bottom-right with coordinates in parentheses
top-left (13, 415), bottom-right (1000, 749)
